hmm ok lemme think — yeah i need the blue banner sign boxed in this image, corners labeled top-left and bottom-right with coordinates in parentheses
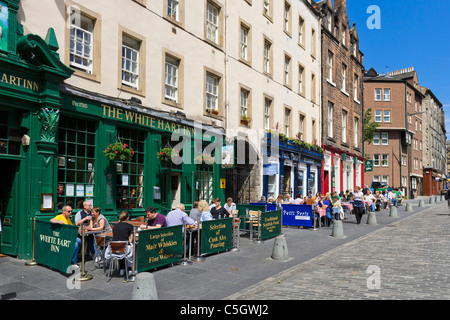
top-left (281, 204), bottom-right (313, 227)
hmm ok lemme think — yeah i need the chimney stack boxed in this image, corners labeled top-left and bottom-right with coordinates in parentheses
top-left (335, 0), bottom-right (347, 9)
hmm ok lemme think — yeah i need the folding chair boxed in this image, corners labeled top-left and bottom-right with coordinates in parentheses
top-left (105, 241), bottom-right (130, 282)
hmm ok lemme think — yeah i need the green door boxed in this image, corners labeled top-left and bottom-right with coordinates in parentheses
top-left (0, 159), bottom-right (19, 256)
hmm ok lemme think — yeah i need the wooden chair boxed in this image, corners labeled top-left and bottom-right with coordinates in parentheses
top-left (106, 241), bottom-right (130, 282)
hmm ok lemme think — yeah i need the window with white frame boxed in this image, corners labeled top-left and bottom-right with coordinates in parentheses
top-left (206, 73), bottom-right (219, 111)
top-left (264, 98), bottom-right (271, 131)
top-left (284, 108), bottom-right (291, 136)
top-left (342, 26), bottom-right (346, 46)
top-left (382, 176), bottom-right (389, 184)
top-left (284, 55), bottom-right (291, 86)
top-left (298, 16), bottom-right (305, 45)
top-left (373, 154), bottom-right (380, 166)
top-left (381, 132), bottom-right (389, 145)
top-left (383, 88), bottom-right (391, 101)
top-left (240, 24), bottom-right (249, 61)
top-left (373, 133), bottom-right (380, 145)
top-left (375, 88), bottom-right (382, 101)
top-left (382, 154), bottom-right (389, 166)
top-left (327, 51), bottom-right (333, 82)
top-left (342, 110), bottom-right (348, 143)
top-left (166, 0), bottom-right (179, 21)
top-left (122, 36), bottom-right (140, 89)
top-left (341, 64), bottom-right (347, 92)
top-left (327, 13), bottom-right (332, 32)
top-left (70, 14), bottom-right (94, 74)
top-left (298, 65), bottom-right (304, 94)
top-left (164, 55), bottom-right (179, 102)
top-left (299, 114), bottom-right (305, 141)
top-left (240, 88), bottom-right (249, 118)
top-left (354, 117), bottom-right (359, 147)
top-left (375, 110), bottom-right (382, 122)
top-left (284, 2), bottom-right (291, 33)
top-left (263, 40), bottom-right (271, 74)
top-left (263, 0), bottom-right (270, 16)
top-left (328, 102), bottom-right (334, 138)
top-left (206, 2), bottom-right (219, 44)
top-left (383, 110), bottom-right (391, 122)
top-left (354, 74), bottom-right (359, 99)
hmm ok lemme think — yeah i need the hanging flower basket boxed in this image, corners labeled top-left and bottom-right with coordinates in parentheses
top-left (157, 148), bottom-right (181, 163)
top-left (104, 142), bottom-right (134, 162)
top-left (194, 153), bottom-right (215, 165)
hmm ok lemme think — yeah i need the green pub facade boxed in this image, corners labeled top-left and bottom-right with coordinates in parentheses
top-left (0, 0), bottom-right (225, 259)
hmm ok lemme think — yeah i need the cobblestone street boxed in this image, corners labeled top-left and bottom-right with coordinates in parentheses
top-left (226, 202), bottom-right (450, 300)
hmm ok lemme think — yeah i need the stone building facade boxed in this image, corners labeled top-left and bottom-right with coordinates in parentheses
top-left (313, 0), bottom-right (365, 194)
top-left (364, 67), bottom-right (425, 198)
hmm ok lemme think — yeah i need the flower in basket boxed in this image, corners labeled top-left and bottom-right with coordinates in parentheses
top-left (104, 142), bottom-right (134, 162)
top-left (157, 148), bottom-right (181, 162)
top-left (241, 114), bottom-right (250, 121)
top-left (194, 153), bottom-right (215, 165)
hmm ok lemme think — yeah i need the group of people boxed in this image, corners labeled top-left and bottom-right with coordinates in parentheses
top-left (49, 197), bottom-right (238, 270)
top-left (50, 200), bottom-right (112, 267)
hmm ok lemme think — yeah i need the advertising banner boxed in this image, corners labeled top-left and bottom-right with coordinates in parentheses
top-left (137, 225), bottom-right (183, 273)
top-left (282, 204), bottom-right (313, 227)
top-left (34, 220), bottom-right (79, 274)
top-left (260, 210), bottom-right (282, 240)
top-left (201, 218), bottom-right (233, 255)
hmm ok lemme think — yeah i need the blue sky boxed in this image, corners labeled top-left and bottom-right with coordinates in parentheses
top-left (346, 0), bottom-right (450, 138)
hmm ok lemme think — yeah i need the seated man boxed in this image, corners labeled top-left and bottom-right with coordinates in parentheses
top-left (388, 190), bottom-right (398, 207)
top-left (140, 206), bottom-right (167, 230)
top-left (50, 205), bottom-right (81, 266)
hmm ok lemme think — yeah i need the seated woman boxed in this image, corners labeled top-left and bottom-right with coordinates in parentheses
top-left (317, 195), bottom-right (332, 226)
top-left (374, 191), bottom-right (383, 211)
top-left (104, 211), bottom-right (134, 275)
top-left (87, 207), bottom-right (112, 233)
top-left (330, 191), bottom-right (344, 220)
top-left (86, 207), bottom-right (112, 262)
top-left (364, 189), bottom-right (377, 212)
top-left (197, 200), bottom-right (213, 221)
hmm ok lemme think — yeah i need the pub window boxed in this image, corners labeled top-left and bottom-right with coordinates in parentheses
top-left (0, 111), bottom-right (21, 156)
top-left (57, 116), bottom-right (96, 210)
top-left (116, 128), bottom-right (145, 210)
top-left (196, 166), bottom-right (214, 204)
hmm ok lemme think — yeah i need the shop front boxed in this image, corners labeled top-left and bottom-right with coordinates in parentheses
top-left (321, 146), bottom-right (364, 194)
top-left (0, 8), bottom-right (226, 258)
top-left (262, 133), bottom-right (323, 200)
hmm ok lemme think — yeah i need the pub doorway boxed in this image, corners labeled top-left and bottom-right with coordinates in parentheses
top-left (0, 159), bottom-right (20, 256)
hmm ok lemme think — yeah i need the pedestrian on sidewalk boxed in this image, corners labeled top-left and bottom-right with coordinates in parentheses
top-left (352, 186), bottom-right (365, 224)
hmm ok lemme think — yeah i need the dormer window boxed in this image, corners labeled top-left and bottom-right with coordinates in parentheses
top-left (327, 13), bottom-right (332, 32)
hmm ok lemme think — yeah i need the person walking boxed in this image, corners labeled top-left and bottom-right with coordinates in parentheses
top-left (352, 186), bottom-right (365, 225)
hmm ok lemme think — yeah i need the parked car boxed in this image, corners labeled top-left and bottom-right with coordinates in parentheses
top-left (371, 182), bottom-right (391, 192)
